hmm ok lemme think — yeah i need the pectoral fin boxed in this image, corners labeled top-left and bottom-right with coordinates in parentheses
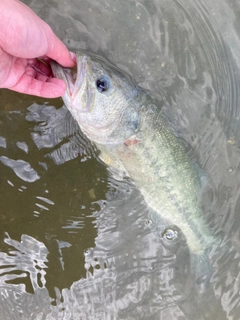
top-left (97, 144), bottom-right (128, 181)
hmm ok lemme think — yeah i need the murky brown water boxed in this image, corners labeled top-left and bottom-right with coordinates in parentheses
top-left (1, 0), bottom-right (240, 319)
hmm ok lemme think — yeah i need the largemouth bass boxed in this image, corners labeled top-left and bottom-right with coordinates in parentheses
top-left (51, 53), bottom-right (215, 255)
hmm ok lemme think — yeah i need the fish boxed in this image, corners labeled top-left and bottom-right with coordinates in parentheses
top-left (51, 52), bottom-right (215, 256)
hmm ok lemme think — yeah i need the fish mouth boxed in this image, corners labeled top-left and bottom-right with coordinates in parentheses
top-left (51, 53), bottom-right (87, 101)
top-left (71, 54), bottom-right (87, 99)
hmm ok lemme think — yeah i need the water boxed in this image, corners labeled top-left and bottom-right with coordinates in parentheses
top-left (1, 0), bottom-right (240, 319)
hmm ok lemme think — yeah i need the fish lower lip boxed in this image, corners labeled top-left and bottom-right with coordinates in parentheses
top-left (71, 55), bottom-right (87, 98)
top-left (62, 68), bottom-right (75, 95)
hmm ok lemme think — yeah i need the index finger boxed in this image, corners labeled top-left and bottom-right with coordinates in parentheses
top-left (10, 72), bottom-right (67, 98)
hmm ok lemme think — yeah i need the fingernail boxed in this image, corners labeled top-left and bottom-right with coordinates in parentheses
top-left (70, 51), bottom-right (77, 63)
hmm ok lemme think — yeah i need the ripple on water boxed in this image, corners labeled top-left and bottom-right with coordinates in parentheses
top-left (1, 0), bottom-right (240, 319)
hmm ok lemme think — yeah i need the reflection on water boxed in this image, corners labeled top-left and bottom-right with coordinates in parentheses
top-left (1, 0), bottom-right (240, 319)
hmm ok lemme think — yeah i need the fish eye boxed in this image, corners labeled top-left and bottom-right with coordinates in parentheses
top-left (96, 76), bottom-right (110, 93)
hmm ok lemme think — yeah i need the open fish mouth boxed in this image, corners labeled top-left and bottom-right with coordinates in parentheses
top-left (51, 54), bottom-right (87, 101)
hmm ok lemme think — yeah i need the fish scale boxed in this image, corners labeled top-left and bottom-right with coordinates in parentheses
top-left (114, 108), bottom-right (213, 254)
top-left (51, 53), bottom-right (216, 256)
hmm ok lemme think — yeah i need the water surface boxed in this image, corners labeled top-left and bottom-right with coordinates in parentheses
top-left (1, 0), bottom-right (240, 319)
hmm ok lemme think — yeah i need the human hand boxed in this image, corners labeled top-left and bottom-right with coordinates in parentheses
top-left (0, 0), bottom-right (76, 98)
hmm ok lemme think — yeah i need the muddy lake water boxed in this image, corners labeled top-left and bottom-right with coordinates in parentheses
top-left (1, 0), bottom-right (240, 319)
